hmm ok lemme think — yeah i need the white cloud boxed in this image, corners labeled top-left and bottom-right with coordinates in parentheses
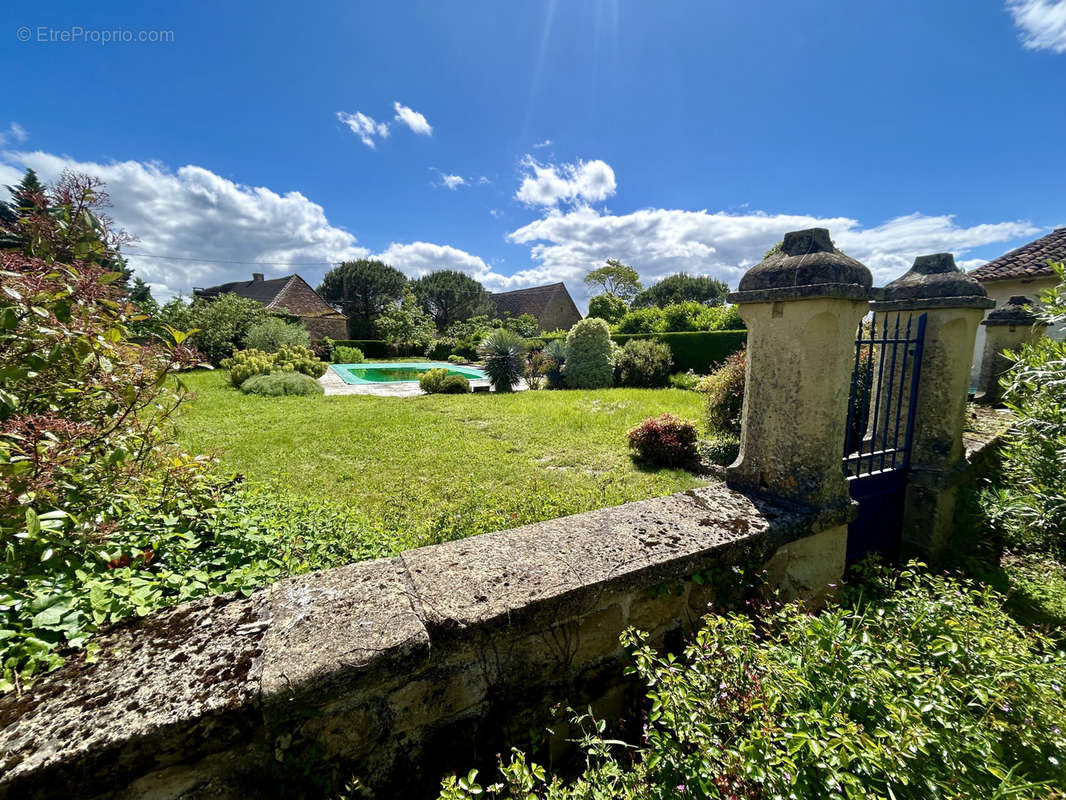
top-left (532, 139), bottom-right (552, 149)
top-left (489, 209), bottom-right (502, 218)
top-left (393, 102), bottom-right (433, 136)
top-left (431, 169), bottom-right (466, 190)
top-left (0, 122), bottom-right (28, 147)
top-left (478, 176), bottom-right (490, 185)
top-left (1007, 0), bottom-right (1066, 52)
top-left (336, 111), bottom-right (390, 148)
top-left (515, 156), bottom-right (617, 207)
top-left (373, 240), bottom-right (501, 284)
top-left (0, 150), bottom-right (371, 300)
top-left (505, 205), bottom-right (1039, 309)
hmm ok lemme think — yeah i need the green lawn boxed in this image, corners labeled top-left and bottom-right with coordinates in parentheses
top-left (174, 369), bottom-right (709, 545)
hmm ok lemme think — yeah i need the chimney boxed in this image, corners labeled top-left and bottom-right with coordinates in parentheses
top-left (252, 272), bottom-right (264, 282)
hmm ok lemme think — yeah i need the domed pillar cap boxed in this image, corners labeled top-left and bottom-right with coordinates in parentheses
top-left (872, 253), bottom-right (994, 310)
top-left (981, 295), bottom-right (1047, 327)
top-left (727, 228), bottom-right (872, 304)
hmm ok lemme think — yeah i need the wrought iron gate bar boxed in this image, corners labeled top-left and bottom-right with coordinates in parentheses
top-left (842, 312), bottom-right (926, 480)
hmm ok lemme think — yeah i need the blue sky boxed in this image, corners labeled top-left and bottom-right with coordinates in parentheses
top-left (2, 0), bottom-right (1065, 308)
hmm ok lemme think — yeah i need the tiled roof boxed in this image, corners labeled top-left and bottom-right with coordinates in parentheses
top-left (968, 228), bottom-right (1066, 282)
top-left (490, 282), bottom-right (569, 317)
top-left (194, 275), bottom-right (293, 305)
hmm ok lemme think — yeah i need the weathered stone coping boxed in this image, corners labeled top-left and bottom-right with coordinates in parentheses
top-left (0, 484), bottom-right (849, 799)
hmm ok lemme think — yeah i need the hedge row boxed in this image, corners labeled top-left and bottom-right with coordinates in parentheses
top-left (542, 329), bottom-right (747, 373)
top-left (318, 330), bottom-right (747, 373)
top-left (317, 339), bottom-right (391, 358)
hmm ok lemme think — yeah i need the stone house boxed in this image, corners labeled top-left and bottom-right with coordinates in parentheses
top-left (967, 228), bottom-right (1065, 382)
top-left (193, 272), bottom-right (348, 339)
top-left (488, 282), bottom-right (582, 332)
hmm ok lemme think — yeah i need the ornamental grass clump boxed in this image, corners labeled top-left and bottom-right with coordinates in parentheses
top-left (478, 328), bottom-right (526, 392)
top-left (626, 413), bottom-right (700, 468)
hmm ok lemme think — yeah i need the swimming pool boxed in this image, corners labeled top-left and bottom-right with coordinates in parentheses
top-left (330, 361), bottom-right (487, 385)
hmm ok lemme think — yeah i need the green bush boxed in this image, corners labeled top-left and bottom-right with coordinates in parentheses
top-left (243, 317), bottom-right (310, 353)
top-left (439, 374), bottom-right (471, 394)
top-left (587, 293), bottom-right (629, 325)
top-left (982, 262), bottom-right (1066, 556)
top-left (564, 318), bottom-right (614, 389)
top-left (699, 348), bottom-right (746, 436)
top-left (615, 338), bottom-right (673, 388)
top-left (478, 328), bottom-right (527, 392)
top-left (439, 566), bottom-right (1066, 800)
top-left (419, 367), bottom-right (449, 393)
top-left (447, 354), bottom-right (465, 364)
top-left (317, 339), bottom-right (391, 358)
top-left (668, 370), bottom-right (701, 390)
top-left (221, 345), bottom-right (327, 387)
top-left (181, 293), bottom-right (268, 365)
top-left (614, 305), bottom-right (666, 334)
top-left (240, 372), bottom-right (324, 396)
top-left (426, 338), bottom-right (456, 360)
top-left (699, 433), bottom-right (740, 466)
top-left (626, 413), bottom-right (700, 467)
top-left (331, 345), bottom-right (365, 364)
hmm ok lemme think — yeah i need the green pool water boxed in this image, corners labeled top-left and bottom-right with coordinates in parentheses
top-left (330, 361), bottom-right (487, 385)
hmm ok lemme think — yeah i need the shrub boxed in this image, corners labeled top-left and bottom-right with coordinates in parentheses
top-left (221, 344), bottom-right (326, 387)
top-left (668, 370), bottom-right (701, 390)
top-left (982, 262), bottom-right (1066, 556)
top-left (447, 354), bottom-right (465, 364)
top-left (240, 372), bottom-right (324, 396)
top-left (478, 328), bottom-right (527, 392)
top-left (615, 338), bottom-right (673, 388)
top-left (626, 413), bottom-right (700, 468)
top-left (183, 293), bottom-right (269, 364)
top-left (614, 305), bottom-right (666, 334)
top-left (700, 348), bottom-right (746, 436)
top-left (243, 317), bottom-right (310, 352)
top-left (331, 345), bottom-right (365, 364)
top-left (587, 293), bottom-right (629, 325)
top-left (564, 318), bottom-right (614, 389)
top-left (439, 374), bottom-right (471, 394)
top-left (525, 350), bottom-right (552, 390)
top-left (425, 338), bottom-right (456, 360)
top-left (419, 367), bottom-right (449, 393)
top-left (439, 566), bottom-right (1066, 800)
top-left (700, 433), bottom-right (740, 466)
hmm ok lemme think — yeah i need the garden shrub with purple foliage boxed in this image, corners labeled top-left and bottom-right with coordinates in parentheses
top-left (626, 413), bottom-right (699, 468)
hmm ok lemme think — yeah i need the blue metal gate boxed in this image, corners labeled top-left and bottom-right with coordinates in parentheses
top-left (842, 312), bottom-right (927, 563)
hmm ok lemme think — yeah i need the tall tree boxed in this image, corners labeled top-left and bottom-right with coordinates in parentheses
top-left (411, 270), bottom-right (493, 330)
top-left (632, 273), bottom-right (729, 308)
top-left (584, 258), bottom-right (642, 301)
top-left (318, 259), bottom-right (408, 338)
top-left (0, 168), bottom-right (45, 227)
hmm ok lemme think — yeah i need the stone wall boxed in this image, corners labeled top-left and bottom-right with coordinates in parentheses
top-left (0, 484), bottom-right (850, 800)
top-left (300, 313), bottom-right (349, 340)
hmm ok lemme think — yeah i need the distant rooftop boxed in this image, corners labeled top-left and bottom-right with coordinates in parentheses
top-left (968, 228), bottom-right (1066, 283)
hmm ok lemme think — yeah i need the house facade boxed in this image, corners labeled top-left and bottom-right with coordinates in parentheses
top-left (194, 272), bottom-right (348, 339)
top-left (967, 228), bottom-right (1065, 383)
top-left (488, 282), bottom-right (582, 333)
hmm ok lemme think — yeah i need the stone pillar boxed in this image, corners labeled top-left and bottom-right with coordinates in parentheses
top-left (726, 228), bottom-right (872, 511)
top-left (974, 296), bottom-right (1047, 406)
top-left (871, 254), bottom-right (994, 562)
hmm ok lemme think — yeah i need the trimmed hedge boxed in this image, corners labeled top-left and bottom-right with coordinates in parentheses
top-left (317, 339), bottom-right (391, 358)
top-left (541, 329), bottom-right (747, 374)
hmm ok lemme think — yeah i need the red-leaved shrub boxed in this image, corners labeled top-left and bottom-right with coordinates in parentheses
top-left (626, 413), bottom-right (700, 468)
